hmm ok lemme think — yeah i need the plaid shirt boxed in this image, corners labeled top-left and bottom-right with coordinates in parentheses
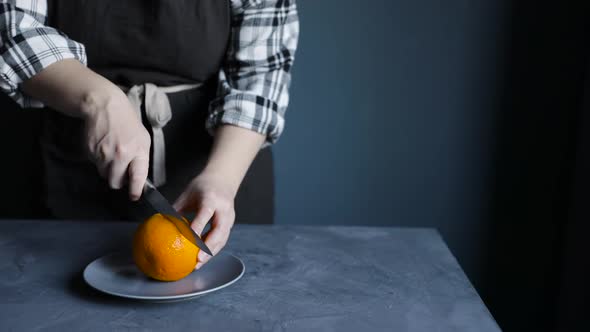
top-left (0, 0), bottom-right (299, 144)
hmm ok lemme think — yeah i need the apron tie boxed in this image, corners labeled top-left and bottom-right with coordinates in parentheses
top-left (121, 82), bottom-right (202, 187)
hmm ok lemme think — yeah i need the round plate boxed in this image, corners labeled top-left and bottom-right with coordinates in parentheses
top-left (83, 252), bottom-right (244, 301)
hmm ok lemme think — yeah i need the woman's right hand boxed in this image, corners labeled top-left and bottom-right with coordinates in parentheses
top-left (81, 89), bottom-right (151, 201)
top-left (22, 59), bottom-right (151, 201)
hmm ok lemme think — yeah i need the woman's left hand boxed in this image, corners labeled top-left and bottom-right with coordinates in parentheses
top-left (173, 170), bottom-right (237, 269)
top-left (173, 125), bottom-right (266, 269)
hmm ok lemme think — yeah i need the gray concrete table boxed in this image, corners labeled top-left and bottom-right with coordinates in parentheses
top-left (0, 220), bottom-right (500, 332)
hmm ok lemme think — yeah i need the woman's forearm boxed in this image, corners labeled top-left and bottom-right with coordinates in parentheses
top-left (21, 58), bottom-right (124, 118)
top-left (201, 125), bottom-right (266, 195)
top-left (22, 58), bottom-right (151, 199)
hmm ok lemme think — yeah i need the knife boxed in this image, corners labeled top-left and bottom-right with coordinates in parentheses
top-left (142, 179), bottom-right (213, 256)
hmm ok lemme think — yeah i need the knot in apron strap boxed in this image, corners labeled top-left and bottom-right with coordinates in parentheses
top-left (144, 83), bottom-right (173, 128)
top-left (120, 82), bottom-right (202, 187)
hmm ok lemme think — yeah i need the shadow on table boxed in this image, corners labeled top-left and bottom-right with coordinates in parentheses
top-left (64, 238), bottom-right (161, 307)
top-left (67, 272), bottom-right (124, 305)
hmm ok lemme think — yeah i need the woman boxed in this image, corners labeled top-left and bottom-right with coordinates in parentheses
top-left (0, 0), bottom-right (299, 268)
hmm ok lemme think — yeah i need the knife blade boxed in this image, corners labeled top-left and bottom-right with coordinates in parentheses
top-left (142, 179), bottom-right (213, 256)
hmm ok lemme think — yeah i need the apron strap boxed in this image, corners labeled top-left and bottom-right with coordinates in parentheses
top-left (121, 82), bottom-right (202, 187)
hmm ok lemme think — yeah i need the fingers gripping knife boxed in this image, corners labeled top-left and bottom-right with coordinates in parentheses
top-left (142, 179), bottom-right (213, 256)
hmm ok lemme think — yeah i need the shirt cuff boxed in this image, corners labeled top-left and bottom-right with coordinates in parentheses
top-left (207, 91), bottom-right (285, 147)
top-left (1, 28), bottom-right (87, 108)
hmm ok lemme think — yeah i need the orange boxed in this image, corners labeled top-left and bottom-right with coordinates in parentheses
top-left (132, 213), bottom-right (200, 281)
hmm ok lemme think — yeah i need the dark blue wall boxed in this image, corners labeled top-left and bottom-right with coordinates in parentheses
top-left (276, 0), bottom-right (506, 295)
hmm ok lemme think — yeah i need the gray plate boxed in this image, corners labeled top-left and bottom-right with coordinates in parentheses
top-left (83, 252), bottom-right (245, 301)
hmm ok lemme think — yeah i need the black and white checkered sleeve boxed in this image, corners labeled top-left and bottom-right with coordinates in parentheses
top-left (207, 0), bottom-right (299, 145)
top-left (0, 0), bottom-right (87, 108)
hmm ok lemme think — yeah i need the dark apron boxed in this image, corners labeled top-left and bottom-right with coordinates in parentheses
top-left (40, 0), bottom-right (274, 224)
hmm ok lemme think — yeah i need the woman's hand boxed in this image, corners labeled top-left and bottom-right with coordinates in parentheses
top-left (22, 59), bottom-right (151, 200)
top-left (82, 89), bottom-right (151, 200)
top-left (173, 171), bottom-right (237, 268)
top-left (173, 125), bottom-right (266, 268)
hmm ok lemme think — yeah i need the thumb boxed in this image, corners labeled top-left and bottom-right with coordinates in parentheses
top-left (191, 205), bottom-right (214, 236)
